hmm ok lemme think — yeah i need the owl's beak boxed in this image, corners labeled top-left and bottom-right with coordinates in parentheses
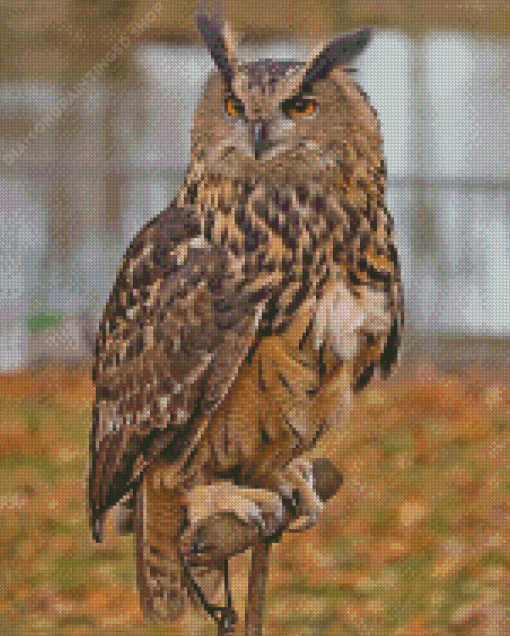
top-left (250, 121), bottom-right (268, 160)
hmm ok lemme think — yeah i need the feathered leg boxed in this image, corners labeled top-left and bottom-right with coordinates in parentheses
top-left (133, 473), bottom-right (225, 627)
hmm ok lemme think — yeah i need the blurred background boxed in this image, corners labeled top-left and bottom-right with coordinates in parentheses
top-left (0, 0), bottom-right (508, 371)
top-left (0, 3), bottom-right (509, 636)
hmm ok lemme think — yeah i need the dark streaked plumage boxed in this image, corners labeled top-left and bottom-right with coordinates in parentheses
top-left (89, 6), bottom-right (403, 625)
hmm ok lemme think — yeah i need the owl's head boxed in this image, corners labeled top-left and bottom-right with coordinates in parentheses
top-left (193, 3), bottom-right (374, 181)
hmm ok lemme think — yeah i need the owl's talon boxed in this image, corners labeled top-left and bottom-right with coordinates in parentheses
top-left (287, 506), bottom-right (322, 532)
top-left (278, 484), bottom-right (300, 514)
top-left (246, 507), bottom-right (266, 535)
top-left (266, 458), bottom-right (324, 533)
top-left (278, 484), bottom-right (294, 503)
top-left (266, 499), bottom-right (285, 537)
top-left (301, 463), bottom-right (314, 485)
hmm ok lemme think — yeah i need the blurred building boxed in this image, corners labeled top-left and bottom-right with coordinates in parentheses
top-left (0, 0), bottom-right (508, 370)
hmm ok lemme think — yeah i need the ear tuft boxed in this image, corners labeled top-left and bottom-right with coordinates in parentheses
top-left (301, 28), bottom-right (371, 88)
top-left (196, 4), bottom-right (238, 89)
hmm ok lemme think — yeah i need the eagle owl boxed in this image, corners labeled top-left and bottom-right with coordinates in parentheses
top-left (89, 3), bottom-right (403, 628)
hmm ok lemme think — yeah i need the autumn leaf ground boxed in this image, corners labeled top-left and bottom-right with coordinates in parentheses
top-left (0, 363), bottom-right (508, 636)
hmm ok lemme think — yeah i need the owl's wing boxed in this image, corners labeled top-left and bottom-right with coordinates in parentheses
top-left (353, 210), bottom-right (404, 392)
top-left (89, 204), bottom-right (268, 541)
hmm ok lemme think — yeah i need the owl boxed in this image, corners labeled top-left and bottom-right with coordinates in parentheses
top-left (89, 2), bottom-right (403, 628)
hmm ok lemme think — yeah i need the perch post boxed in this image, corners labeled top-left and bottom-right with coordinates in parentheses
top-left (186, 458), bottom-right (343, 635)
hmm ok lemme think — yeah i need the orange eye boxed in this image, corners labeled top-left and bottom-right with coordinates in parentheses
top-left (282, 96), bottom-right (317, 118)
top-left (225, 96), bottom-right (244, 117)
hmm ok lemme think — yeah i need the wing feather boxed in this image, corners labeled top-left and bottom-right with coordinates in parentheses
top-left (89, 204), bottom-right (268, 540)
